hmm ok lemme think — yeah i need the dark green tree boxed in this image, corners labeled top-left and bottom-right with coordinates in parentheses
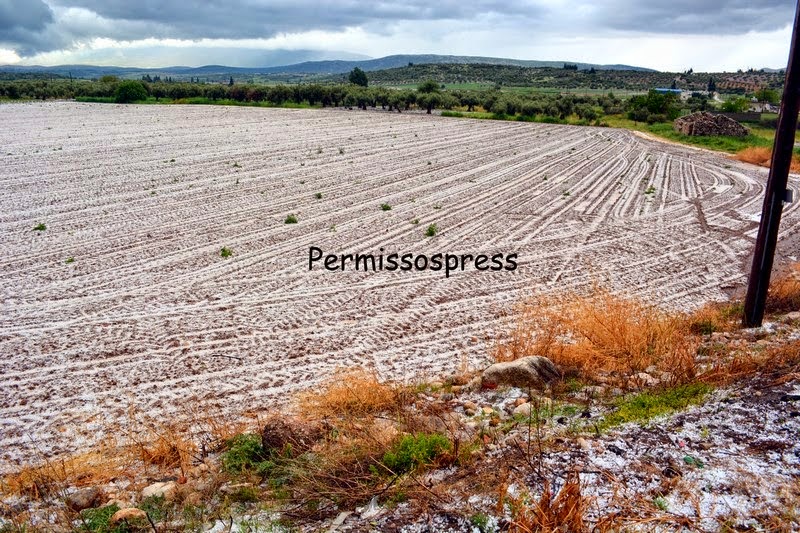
top-left (348, 67), bottom-right (368, 87)
top-left (114, 80), bottom-right (148, 103)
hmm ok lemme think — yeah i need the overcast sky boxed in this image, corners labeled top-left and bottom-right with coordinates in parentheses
top-left (0, 0), bottom-right (796, 71)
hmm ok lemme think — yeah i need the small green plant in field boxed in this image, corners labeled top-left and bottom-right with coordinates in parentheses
top-left (338, 147), bottom-right (345, 155)
top-left (169, 158), bottom-right (175, 163)
top-left (433, 204), bottom-right (442, 209)
top-left (139, 495), bottom-right (169, 522)
top-left (470, 513), bottom-right (491, 532)
top-left (411, 218), bottom-right (419, 224)
top-left (228, 484), bottom-right (260, 503)
top-left (78, 503), bottom-right (121, 532)
top-left (563, 190), bottom-right (571, 196)
top-left (232, 162), bottom-right (241, 168)
top-left (65, 257), bottom-right (75, 264)
top-left (221, 434), bottom-right (272, 475)
top-left (381, 203), bottom-right (392, 211)
top-left (683, 455), bottom-right (705, 469)
top-left (654, 497), bottom-right (668, 511)
top-left (381, 433), bottom-right (451, 474)
top-left (427, 161), bottom-right (432, 165)
top-left (33, 223), bottom-right (46, 231)
top-left (220, 247), bottom-right (233, 258)
top-left (314, 192), bottom-right (323, 199)
top-left (645, 185), bottom-right (656, 195)
top-left (599, 382), bottom-right (711, 430)
top-left (285, 214), bottom-right (298, 224)
top-left (425, 223), bottom-right (438, 237)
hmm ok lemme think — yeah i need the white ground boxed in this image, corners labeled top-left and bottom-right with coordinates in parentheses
top-left (1, 102), bottom-right (798, 467)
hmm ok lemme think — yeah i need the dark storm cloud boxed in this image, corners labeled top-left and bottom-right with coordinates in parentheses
top-left (0, 0), bottom-right (796, 58)
top-left (0, 0), bottom-right (55, 54)
top-left (595, 0), bottom-right (795, 34)
top-left (46, 0), bottom-right (539, 40)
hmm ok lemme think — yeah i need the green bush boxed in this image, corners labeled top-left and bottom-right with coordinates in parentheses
top-left (220, 247), bottom-right (233, 258)
top-left (425, 223), bottom-right (438, 237)
top-left (382, 433), bottom-right (451, 474)
top-left (114, 80), bottom-right (148, 104)
top-left (78, 504), bottom-right (122, 532)
top-left (284, 214), bottom-right (298, 224)
top-left (221, 433), bottom-right (269, 474)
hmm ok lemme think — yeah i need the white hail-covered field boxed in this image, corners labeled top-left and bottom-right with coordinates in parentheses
top-left (1, 101), bottom-right (798, 465)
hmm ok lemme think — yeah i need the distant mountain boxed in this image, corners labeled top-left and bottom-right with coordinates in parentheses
top-left (257, 54), bottom-right (655, 74)
top-left (0, 54), bottom-right (656, 81)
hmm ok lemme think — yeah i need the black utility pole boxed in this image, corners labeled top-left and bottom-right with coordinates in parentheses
top-left (743, 0), bottom-right (800, 327)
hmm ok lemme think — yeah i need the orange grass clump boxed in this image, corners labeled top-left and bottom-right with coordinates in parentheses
top-left (297, 368), bottom-right (405, 419)
top-left (495, 289), bottom-right (696, 382)
top-left (733, 146), bottom-right (800, 172)
top-left (766, 263), bottom-right (800, 314)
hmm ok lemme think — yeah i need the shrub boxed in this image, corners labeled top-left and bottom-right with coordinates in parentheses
top-left (284, 214), bottom-right (298, 224)
top-left (33, 223), bottom-right (46, 231)
top-left (114, 80), bottom-right (148, 103)
top-left (314, 192), bottom-right (323, 199)
top-left (221, 433), bottom-right (269, 474)
top-left (381, 433), bottom-right (451, 474)
top-left (381, 203), bottom-right (392, 211)
top-left (425, 223), bottom-right (438, 237)
top-left (220, 247), bottom-right (232, 258)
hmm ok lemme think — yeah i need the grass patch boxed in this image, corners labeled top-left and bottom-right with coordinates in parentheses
top-left (33, 223), bottom-right (46, 231)
top-left (767, 263), bottom-right (800, 313)
top-left (220, 247), bottom-right (233, 258)
top-left (424, 223), bottom-right (438, 237)
top-left (599, 382), bottom-right (711, 430)
top-left (284, 214), bottom-right (298, 224)
top-left (734, 146), bottom-right (800, 172)
top-left (381, 433), bottom-right (451, 474)
top-left (380, 203), bottom-right (392, 211)
top-left (221, 433), bottom-right (272, 475)
top-left (495, 288), bottom-right (697, 384)
top-left (77, 504), bottom-right (122, 532)
top-left (298, 368), bottom-right (401, 419)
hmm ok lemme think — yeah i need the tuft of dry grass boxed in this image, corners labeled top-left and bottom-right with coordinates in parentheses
top-left (495, 289), bottom-right (697, 383)
top-left (686, 300), bottom-right (744, 335)
top-left (508, 473), bottom-right (587, 532)
top-left (733, 146), bottom-right (800, 172)
top-left (297, 368), bottom-right (407, 419)
top-left (766, 263), bottom-right (800, 314)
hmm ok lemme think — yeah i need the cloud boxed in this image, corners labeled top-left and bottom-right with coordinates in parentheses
top-left (0, 0), bottom-right (796, 70)
top-left (0, 0), bottom-right (55, 55)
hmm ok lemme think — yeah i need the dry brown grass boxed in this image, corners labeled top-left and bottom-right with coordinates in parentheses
top-left (1, 446), bottom-right (131, 500)
top-left (733, 146), bottom-right (800, 172)
top-left (766, 263), bottom-right (800, 314)
top-left (297, 368), bottom-right (408, 419)
top-left (508, 473), bottom-right (587, 532)
top-left (495, 289), bottom-right (697, 383)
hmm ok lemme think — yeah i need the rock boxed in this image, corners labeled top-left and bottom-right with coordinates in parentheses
top-left (65, 487), bottom-right (103, 512)
top-left (481, 356), bottom-right (559, 390)
top-left (481, 406), bottom-right (494, 415)
top-left (576, 438), bottom-right (591, 451)
top-left (141, 481), bottom-right (177, 501)
top-left (262, 417), bottom-right (324, 455)
top-left (582, 385), bottom-right (605, 398)
top-left (513, 403), bottom-right (533, 418)
top-left (514, 398), bottom-right (529, 407)
top-left (629, 372), bottom-right (658, 389)
top-left (451, 385), bottom-right (462, 394)
top-left (462, 401), bottom-right (478, 411)
top-left (110, 508), bottom-right (148, 525)
top-left (673, 112), bottom-right (748, 137)
top-left (783, 311), bottom-right (800, 323)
